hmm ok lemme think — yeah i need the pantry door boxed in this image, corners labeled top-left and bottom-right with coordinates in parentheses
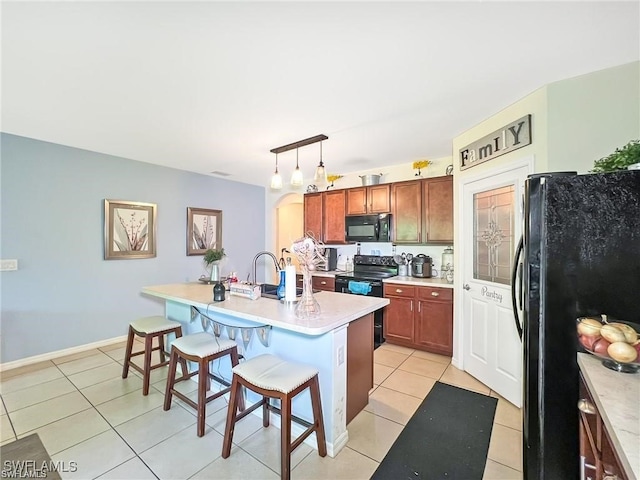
top-left (460, 159), bottom-right (531, 407)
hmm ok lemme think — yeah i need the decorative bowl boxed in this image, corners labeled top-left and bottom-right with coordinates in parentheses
top-left (577, 316), bottom-right (640, 373)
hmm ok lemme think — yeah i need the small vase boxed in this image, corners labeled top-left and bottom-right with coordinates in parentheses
top-left (210, 263), bottom-right (220, 282)
top-left (277, 270), bottom-right (286, 300)
top-left (295, 267), bottom-right (321, 319)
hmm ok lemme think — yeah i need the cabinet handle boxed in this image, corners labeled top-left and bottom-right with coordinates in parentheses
top-left (578, 399), bottom-right (596, 415)
top-left (418, 302), bottom-right (421, 312)
top-left (320, 281), bottom-right (326, 285)
top-left (395, 289), bottom-right (403, 293)
top-left (431, 291), bottom-right (439, 297)
top-left (410, 300), bottom-right (413, 312)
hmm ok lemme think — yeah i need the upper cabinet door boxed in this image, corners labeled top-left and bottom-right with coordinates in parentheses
top-left (423, 176), bottom-right (453, 244)
top-left (323, 189), bottom-right (347, 244)
top-left (346, 187), bottom-right (368, 215)
top-left (346, 185), bottom-right (390, 215)
top-left (303, 192), bottom-right (323, 241)
top-left (368, 184), bottom-right (391, 214)
top-left (391, 180), bottom-right (423, 244)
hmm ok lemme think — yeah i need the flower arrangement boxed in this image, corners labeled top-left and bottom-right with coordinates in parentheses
top-left (290, 234), bottom-right (325, 318)
top-left (413, 160), bottom-right (432, 177)
top-left (326, 174), bottom-right (343, 189)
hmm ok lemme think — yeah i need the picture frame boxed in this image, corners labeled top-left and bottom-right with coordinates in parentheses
top-left (104, 199), bottom-right (157, 260)
top-left (187, 207), bottom-right (223, 256)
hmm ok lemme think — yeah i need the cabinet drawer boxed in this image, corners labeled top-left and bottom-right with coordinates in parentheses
top-left (384, 284), bottom-right (415, 298)
top-left (417, 286), bottom-right (453, 302)
top-left (312, 276), bottom-right (335, 291)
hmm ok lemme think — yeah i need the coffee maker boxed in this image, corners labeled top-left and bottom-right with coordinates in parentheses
top-left (318, 247), bottom-right (338, 271)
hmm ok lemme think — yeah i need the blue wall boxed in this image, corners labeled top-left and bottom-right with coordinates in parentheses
top-left (0, 133), bottom-right (266, 363)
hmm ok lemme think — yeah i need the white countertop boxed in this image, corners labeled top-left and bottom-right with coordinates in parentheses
top-left (142, 282), bottom-right (389, 336)
top-left (309, 270), bottom-right (454, 288)
top-left (578, 352), bottom-right (639, 480)
top-left (383, 276), bottom-right (454, 288)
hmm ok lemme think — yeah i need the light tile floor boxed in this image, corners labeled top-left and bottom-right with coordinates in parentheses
top-left (0, 340), bottom-right (523, 479)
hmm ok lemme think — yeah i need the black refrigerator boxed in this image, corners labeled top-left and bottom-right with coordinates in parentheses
top-left (511, 169), bottom-right (640, 480)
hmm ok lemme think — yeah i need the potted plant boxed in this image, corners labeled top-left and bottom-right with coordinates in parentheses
top-left (591, 140), bottom-right (640, 172)
top-left (203, 248), bottom-right (225, 281)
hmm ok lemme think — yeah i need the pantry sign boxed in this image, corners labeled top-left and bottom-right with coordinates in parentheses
top-left (459, 114), bottom-right (532, 171)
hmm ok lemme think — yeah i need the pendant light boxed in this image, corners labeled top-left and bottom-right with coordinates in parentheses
top-left (270, 153), bottom-right (283, 190)
top-left (290, 148), bottom-right (304, 187)
top-left (314, 140), bottom-right (328, 184)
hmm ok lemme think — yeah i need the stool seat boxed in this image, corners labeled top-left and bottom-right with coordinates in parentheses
top-left (164, 332), bottom-right (243, 437)
top-left (172, 333), bottom-right (237, 358)
top-left (222, 354), bottom-right (326, 480)
top-left (130, 315), bottom-right (182, 334)
top-left (122, 316), bottom-right (184, 396)
top-left (233, 354), bottom-right (318, 394)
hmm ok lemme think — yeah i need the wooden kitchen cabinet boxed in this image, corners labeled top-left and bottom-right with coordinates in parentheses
top-left (303, 189), bottom-right (346, 244)
top-left (423, 176), bottom-right (453, 244)
top-left (346, 184), bottom-right (390, 215)
top-left (312, 276), bottom-right (335, 292)
top-left (391, 176), bottom-right (453, 245)
top-left (384, 284), bottom-right (415, 343)
top-left (579, 373), bottom-right (628, 480)
top-left (384, 283), bottom-right (453, 355)
top-left (414, 286), bottom-right (453, 355)
top-left (391, 180), bottom-right (423, 244)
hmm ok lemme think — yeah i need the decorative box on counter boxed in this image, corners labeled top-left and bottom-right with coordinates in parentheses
top-left (229, 283), bottom-right (261, 300)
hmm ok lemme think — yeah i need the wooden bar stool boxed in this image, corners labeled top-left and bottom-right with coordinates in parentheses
top-left (221, 354), bottom-right (327, 480)
top-left (164, 332), bottom-right (244, 437)
top-left (122, 315), bottom-right (184, 395)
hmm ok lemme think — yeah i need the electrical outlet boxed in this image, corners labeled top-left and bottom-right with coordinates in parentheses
top-left (337, 345), bottom-right (345, 366)
top-left (0, 259), bottom-right (18, 271)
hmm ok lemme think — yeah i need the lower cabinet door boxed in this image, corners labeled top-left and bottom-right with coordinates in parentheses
top-left (414, 299), bottom-right (453, 356)
top-left (384, 297), bottom-right (414, 343)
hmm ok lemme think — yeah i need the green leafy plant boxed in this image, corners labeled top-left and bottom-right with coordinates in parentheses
top-left (591, 140), bottom-right (640, 173)
top-left (203, 248), bottom-right (225, 265)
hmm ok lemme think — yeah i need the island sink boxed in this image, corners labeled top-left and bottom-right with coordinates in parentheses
top-left (259, 283), bottom-right (316, 300)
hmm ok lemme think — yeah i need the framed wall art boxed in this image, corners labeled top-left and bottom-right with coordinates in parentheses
top-left (187, 207), bottom-right (222, 256)
top-left (104, 199), bottom-right (157, 260)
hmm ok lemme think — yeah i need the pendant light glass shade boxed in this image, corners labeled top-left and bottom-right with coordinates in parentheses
top-left (290, 149), bottom-right (304, 187)
top-left (270, 154), bottom-right (283, 190)
top-left (314, 141), bottom-right (328, 184)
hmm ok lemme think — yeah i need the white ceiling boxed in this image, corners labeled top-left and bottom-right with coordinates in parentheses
top-left (2, 1), bottom-right (639, 187)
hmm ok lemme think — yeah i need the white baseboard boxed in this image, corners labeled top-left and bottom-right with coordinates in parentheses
top-left (0, 335), bottom-right (129, 372)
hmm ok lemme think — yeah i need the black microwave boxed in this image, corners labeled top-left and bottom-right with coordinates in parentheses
top-left (345, 214), bottom-right (392, 243)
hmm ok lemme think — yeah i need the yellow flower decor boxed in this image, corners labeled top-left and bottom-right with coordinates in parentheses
top-left (412, 160), bottom-right (431, 176)
top-left (326, 174), bottom-right (343, 189)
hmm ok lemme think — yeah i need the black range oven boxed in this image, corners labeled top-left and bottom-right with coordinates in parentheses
top-left (334, 255), bottom-right (398, 349)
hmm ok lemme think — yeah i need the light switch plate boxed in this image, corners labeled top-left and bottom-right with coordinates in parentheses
top-left (0, 259), bottom-right (18, 271)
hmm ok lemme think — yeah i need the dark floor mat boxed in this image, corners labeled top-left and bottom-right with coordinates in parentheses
top-left (371, 381), bottom-right (498, 480)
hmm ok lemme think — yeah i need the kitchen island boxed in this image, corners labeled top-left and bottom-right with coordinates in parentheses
top-left (142, 282), bottom-right (389, 457)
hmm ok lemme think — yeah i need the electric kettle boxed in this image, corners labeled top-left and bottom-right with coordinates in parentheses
top-left (411, 254), bottom-right (433, 278)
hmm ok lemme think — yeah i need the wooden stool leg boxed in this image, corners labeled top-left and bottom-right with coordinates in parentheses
top-left (142, 335), bottom-right (153, 395)
top-left (197, 358), bottom-right (208, 437)
top-left (262, 397), bottom-right (270, 427)
top-left (280, 393), bottom-right (292, 480)
top-left (230, 348), bottom-right (245, 412)
top-left (163, 348), bottom-right (179, 411)
top-left (158, 334), bottom-right (166, 363)
top-left (222, 376), bottom-right (242, 458)
top-left (310, 376), bottom-right (327, 457)
top-left (122, 327), bottom-right (135, 379)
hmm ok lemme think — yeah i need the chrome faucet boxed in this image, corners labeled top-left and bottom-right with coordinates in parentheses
top-left (251, 251), bottom-right (281, 285)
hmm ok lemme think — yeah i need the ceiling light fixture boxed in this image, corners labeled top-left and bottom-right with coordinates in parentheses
top-left (269, 134), bottom-right (328, 190)
top-left (290, 149), bottom-right (304, 187)
top-left (270, 153), bottom-right (283, 190)
top-left (314, 140), bottom-right (328, 185)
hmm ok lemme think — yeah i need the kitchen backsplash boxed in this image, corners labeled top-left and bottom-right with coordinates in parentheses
top-left (326, 242), bottom-right (450, 275)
